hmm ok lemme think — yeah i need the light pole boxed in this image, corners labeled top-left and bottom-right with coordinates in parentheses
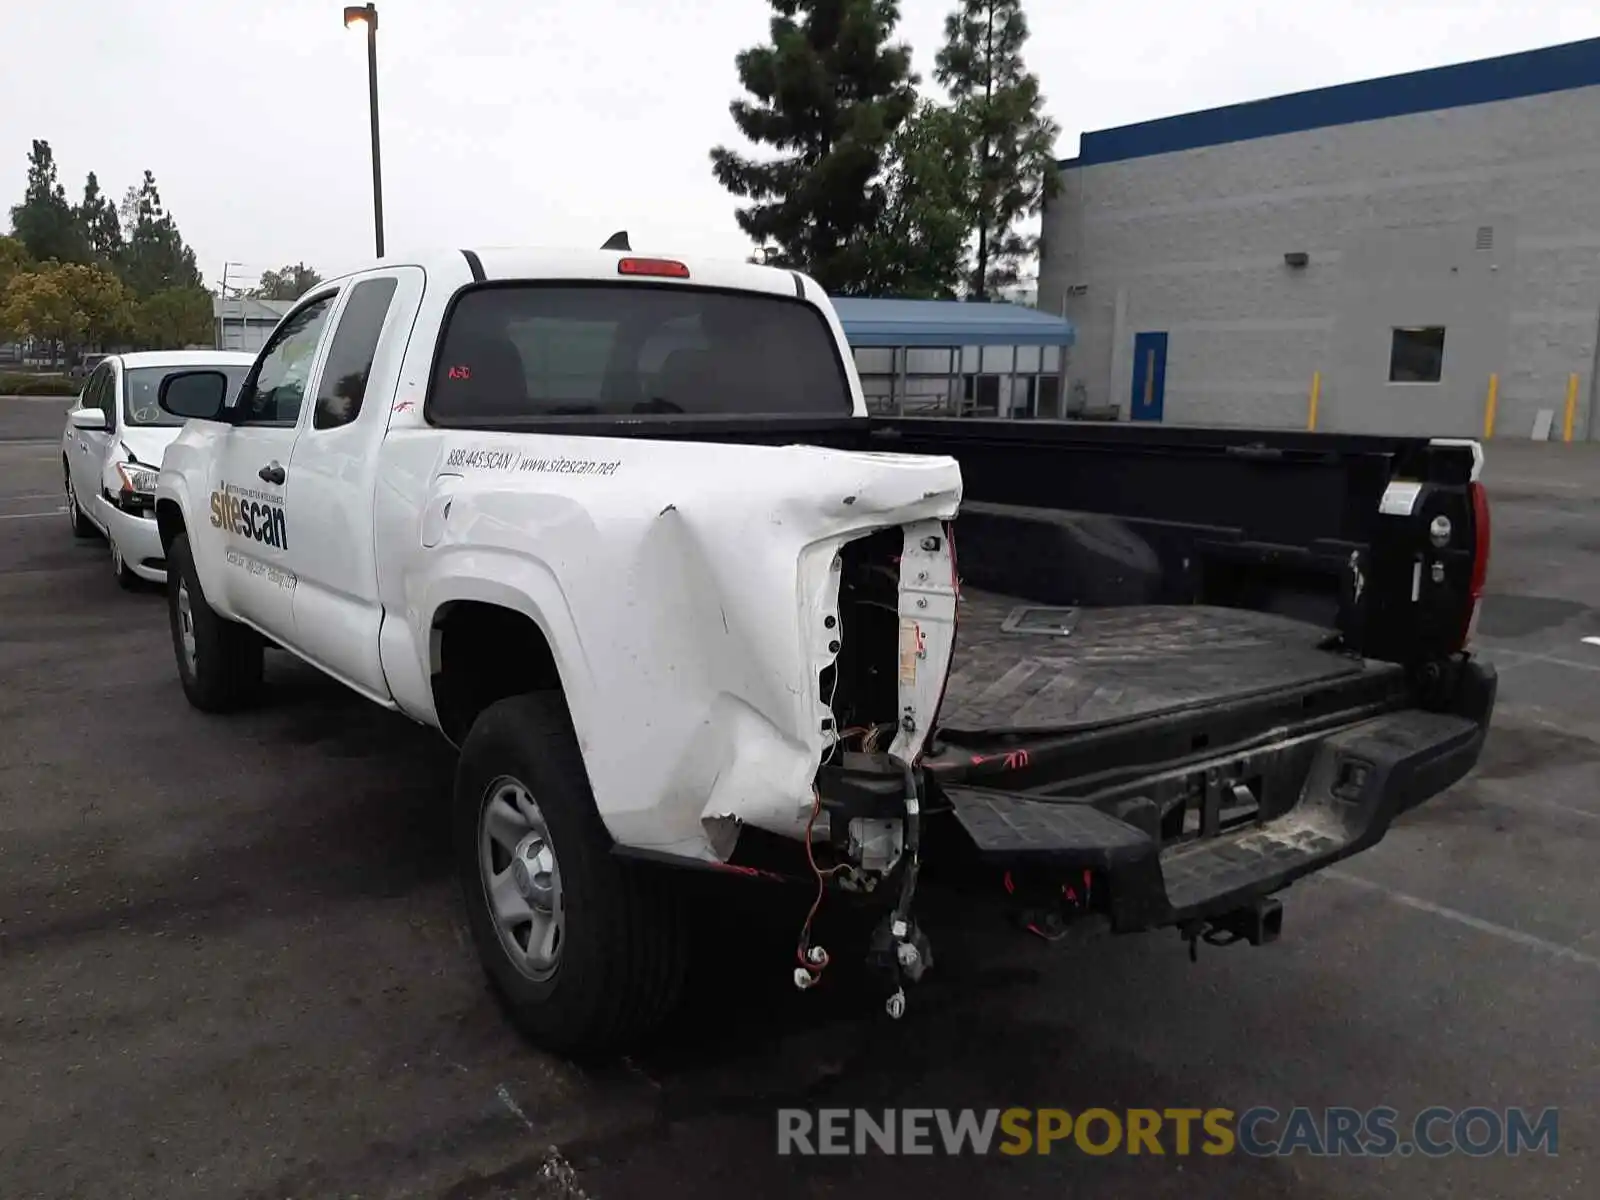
top-left (343, 3), bottom-right (384, 257)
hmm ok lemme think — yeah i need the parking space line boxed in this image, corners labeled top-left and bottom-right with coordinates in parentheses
top-left (0, 508), bottom-right (65, 521)
top-left (1327, 869), bottom-right (1600, 971)
top-left (1484, 646), bottom-right (1600, 676)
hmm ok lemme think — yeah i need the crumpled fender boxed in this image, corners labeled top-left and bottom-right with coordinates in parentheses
top-left (412, 434), bottom-right (962, 863)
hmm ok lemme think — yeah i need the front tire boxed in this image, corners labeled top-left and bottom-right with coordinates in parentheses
top-left (64, 462), bottom-right (94, 539)
top-left (454, 692), bottom-right (688, 1057)
top-left (167, 532), bottom-right (264, 712)
top-left (111, 535), bottom-right (139, 590)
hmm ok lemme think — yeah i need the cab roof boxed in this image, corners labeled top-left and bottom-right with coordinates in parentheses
top-left (334, 247), bottom-right (814, 301)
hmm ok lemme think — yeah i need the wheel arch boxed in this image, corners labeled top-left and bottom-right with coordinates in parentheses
top-left (429, 598), bottom-right (568, 746)
top-left (155, 497), bottom-right (186, 554)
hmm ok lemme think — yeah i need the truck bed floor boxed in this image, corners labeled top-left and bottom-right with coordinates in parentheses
top-left (938, 590), bottom-right (1381, 736)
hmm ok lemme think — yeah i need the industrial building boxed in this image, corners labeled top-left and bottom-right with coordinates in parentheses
top-left (1039, 36), bottom-right (1600, 440)
top-left (213, 296), bottom-right (293, 354)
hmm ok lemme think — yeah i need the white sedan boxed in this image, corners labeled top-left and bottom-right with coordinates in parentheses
top-left (62, 350), bottom-right (256, 587)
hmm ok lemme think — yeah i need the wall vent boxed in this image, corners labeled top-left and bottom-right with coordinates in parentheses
top-left (1475, 226), bottom-right (1495, 251)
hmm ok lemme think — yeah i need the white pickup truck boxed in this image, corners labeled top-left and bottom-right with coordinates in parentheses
top-left (154, 241), bottom-right (1496, 1055)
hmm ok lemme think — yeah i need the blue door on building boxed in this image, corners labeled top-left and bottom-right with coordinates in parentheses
top-left (1130, 331), bottom-right (1168, 422)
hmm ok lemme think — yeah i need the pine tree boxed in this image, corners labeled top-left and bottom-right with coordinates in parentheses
top-left (118, 170), bottom-right (202, 297)
top-left (935, 0), bottom-right (1060, 298)
top-left (75, 171), bottom-right (124, 266)
top-left (248, 262), bottom-right (325, 301)
top-left (9, 140), bottom-right (89, 264)
top-left (711, 0), bottom-right (919, 294)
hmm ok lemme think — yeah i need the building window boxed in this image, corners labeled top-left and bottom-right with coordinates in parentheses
top-left (1389, 326), bottom-right (1446, 384)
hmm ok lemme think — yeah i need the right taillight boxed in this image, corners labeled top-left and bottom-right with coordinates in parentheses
top-left (1463, 481), bottom-right (1491, 646)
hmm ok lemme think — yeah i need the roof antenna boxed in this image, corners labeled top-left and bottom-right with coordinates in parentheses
top-left (601, 230), bottom-right (631, 251)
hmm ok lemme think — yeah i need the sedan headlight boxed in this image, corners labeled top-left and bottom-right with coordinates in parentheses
top-left (114, 461), bottom-right (160, 496)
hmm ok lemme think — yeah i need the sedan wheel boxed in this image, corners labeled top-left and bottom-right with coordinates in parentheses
top-left (111, 536), bottom-right (138, 589)
top-left (65, 468), bottom-right (93, 539)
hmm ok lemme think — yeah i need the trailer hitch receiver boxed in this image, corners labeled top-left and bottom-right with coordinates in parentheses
top-left (1205, 896), bottom-right (1284, 948)
top-left (1183, 896), bottom-right (1284, 960)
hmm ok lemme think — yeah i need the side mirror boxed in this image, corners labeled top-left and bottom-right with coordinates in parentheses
top-left (68, 407), bottom-right (107, 431)
top-left (159, 369), bottom-right (232, 421)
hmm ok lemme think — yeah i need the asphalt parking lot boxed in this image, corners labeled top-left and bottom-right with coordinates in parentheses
top-left (1, 396), bottom-right (1595, 1200)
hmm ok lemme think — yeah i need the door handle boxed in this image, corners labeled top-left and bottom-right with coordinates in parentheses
top-left (258, 462), bottom-right (286, 485)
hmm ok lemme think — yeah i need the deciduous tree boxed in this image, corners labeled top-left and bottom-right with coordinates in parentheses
top-left (711, 0), bottom-right (919, 294)
top-left (134, 286), bottom-right (213, 349)
top-left (0, 261), bottom-right (133, 358)
top-left (0, 236), bottom-right (30, 294)
top-left (0, 236), bottom-right (31, 341)
top-left (935, 0), bottom-right (1060, 297)
top-left (249, 262), bottom-right (324, 300)
top-left (857, 101), bottom-right (974, 297)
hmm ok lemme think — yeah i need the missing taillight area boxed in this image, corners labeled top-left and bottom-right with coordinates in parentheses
top-left (1468, 481), bottom-right (1491, 599)
top-left (1463, 480), bottom-right (1492, 647)
top-left (826, 529), bottom-right (902, 746)
top-left (822, 521), bottom-right (959, 762)
top-left (617, 257), bottom-right (690, 279)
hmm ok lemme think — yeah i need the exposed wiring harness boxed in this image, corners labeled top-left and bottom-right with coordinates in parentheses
top-left (797, 523), bottom-right (959, 996)
top-left (794, 788), bottom-right (843, 988)
top-left (887, 756), bottom-right (921, 935)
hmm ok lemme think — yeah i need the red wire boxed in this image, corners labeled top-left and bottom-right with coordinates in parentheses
top-left (796, 789), bottom-right (838, 970)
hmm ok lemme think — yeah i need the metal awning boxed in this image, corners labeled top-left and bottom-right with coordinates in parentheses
top-left (832, 298), bottom-right (1075, 348)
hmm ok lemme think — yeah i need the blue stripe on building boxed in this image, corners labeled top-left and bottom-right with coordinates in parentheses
top-left (1059, 36), bottom-right (1600, 169)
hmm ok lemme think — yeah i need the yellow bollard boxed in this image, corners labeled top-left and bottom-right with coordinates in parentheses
top-left (1307, 371), bottom-right (1322, 432)
top-left (1563, 373), bottom-right (1579, 443)
top-left (1482, 373), bottom-right (1499, 441)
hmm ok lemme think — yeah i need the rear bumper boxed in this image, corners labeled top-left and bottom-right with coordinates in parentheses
top-left (930, 660), bottom-right (1496, 931)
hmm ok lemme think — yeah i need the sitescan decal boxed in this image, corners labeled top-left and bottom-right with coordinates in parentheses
top-left (445, 445), bottom-right (622, 477)
top-left (210, 483), bottom-right (288, 550)
top-left (225, 547), bottom-right (296, 591)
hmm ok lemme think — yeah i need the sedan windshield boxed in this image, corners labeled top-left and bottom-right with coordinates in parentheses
top-left (125, 365), bottom-right (252, 427)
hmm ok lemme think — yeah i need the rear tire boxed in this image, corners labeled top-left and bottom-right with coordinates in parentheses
top-left (167, 532), bottom-right (264, 712)
top-left (64, 462), bottom-right (94, 539)
top-left (454, 692), bottom-right (688, 1057)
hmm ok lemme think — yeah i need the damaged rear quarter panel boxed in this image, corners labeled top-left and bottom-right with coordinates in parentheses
top-left (399, 432), bottom-right (962, 861)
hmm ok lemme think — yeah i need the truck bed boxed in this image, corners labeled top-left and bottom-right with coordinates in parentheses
top-left (938, 590), bottom-right (1391, 737)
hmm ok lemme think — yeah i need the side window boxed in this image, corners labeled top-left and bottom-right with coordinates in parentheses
top-left (74, 370), bottom-right (90, 408)
top-left (236, 294), bottom-right (338, 426)
top-left (79, 364), bottom-right (108, 413)
top-left (100, 366), bottom-right (119, 427)
top-left (313, 277), bottom-right (399, 429)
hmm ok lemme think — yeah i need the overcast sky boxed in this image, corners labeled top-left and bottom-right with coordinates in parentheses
top-left (3, 1), bottom-right (1597, 290)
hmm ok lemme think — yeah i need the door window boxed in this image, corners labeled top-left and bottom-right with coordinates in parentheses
top-left (80, 363), bottom-right (112, 416)
top-left (99, 364), bottom-right (119, 428)
top-left (236, 294), bottom-right (338, 426)
top-left (313, 277), bottom-right (399, 429)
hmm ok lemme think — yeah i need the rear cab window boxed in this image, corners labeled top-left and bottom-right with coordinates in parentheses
top-left (426, 283), bottom-right (853, 426)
